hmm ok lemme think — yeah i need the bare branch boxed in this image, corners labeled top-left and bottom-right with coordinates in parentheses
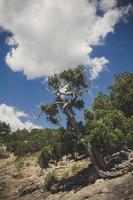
top-left (54, 82), bottom-right (73, 97)
top-left (62, 91), bottom-right (77, 111)
top-left (38, 111), bottom-right (44, 119)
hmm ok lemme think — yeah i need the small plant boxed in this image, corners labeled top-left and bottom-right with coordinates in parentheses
top-left (43, 172), bottom-right (57, 191)
top-left (0, 148), bottom-right (9, 159)
top-left (71, 164), bottom-right (79, 173)
top-left (14, 157), bottom-right (25, 169)
top-left (38, 146), bottom-right (53, 168)
top-left (63, 170), bottom-right (69, 178)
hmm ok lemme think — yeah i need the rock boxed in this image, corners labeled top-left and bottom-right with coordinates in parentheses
top-left (18, 183), bottom-right (39, 196)
top-left (101, 187), bottom-right (109, 193)
top-left (95, 179), bottom-right (105, 185)
top-left (51, 183), bottom-right (62, 193)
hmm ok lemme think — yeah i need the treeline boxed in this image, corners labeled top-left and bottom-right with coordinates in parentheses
top-left (0, 125), bottom-right (85, 166)
top-left (0, 72), bottom-right (133, 167)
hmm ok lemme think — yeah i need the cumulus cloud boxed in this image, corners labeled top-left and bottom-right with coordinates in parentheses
top-left (99, 0), bottom-right (117, 12)
top-left (89, 57), bottom-right (109, 80)
top-left (0, 0), bottom-right (131, 79)
top-left (0, 104), bottom-right (42, 132)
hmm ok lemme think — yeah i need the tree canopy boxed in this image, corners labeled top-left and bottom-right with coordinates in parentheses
top-left (0, 121), bottom-right (11, 145)
top-left (41, 65), bottom-right (89, 129)
top-left (109, 73), bottom-right (133, 117)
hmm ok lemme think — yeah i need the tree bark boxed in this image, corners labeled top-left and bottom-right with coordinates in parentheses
top-left (87, 143), bottom-right (107, 170)
top-left (63, 108), bottom-right (129, 178)
top-left (64, 109), bottom-right (107, 173)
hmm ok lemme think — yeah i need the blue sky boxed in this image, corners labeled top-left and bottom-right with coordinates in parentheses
top-left (89, 13), bottom-right (133, 101)
top-left (0, 0), bottom-right (133, 131)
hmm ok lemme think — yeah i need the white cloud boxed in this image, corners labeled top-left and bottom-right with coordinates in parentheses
top-left (0, 0), bottom-right (131, 79)
top-left (99, 0), bottom-right (117, 12)
top-left (6, 36), bottom-right (18, 46)
top-left (0, 104), bottom-right (42, 132)
top-left (89, 57), bottom-right (109, 80)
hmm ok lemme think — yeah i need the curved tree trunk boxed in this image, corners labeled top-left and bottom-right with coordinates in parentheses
top-left (64, 109), bottom-right (106, 170)
top-left (82, 140), bottom-right (127, 178)
top-left (64, 108), bottom-right (129, 178)
top-left (87, 143), bottom-right (107, 170)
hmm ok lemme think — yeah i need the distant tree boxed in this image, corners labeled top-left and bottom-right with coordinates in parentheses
top-left (6, 128), bottom-right (62, 157)
top-left (0, 121), bottom-right (11, 145)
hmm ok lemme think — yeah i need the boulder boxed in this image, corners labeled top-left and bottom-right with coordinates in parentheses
top-left (18, 183), bottom-right (39, 196)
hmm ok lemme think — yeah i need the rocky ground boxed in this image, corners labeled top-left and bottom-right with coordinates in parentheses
top-left (0, 153), bottom-right (133, 200)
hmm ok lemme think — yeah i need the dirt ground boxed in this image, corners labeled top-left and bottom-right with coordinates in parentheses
top-left (0, 154), bottom-right (133, 200)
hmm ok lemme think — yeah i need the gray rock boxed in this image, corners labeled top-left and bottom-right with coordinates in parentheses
top-left (18, 183), bottom-right (39, 196)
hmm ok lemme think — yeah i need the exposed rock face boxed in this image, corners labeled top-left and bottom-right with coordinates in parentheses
top-left (45, 173), bottom-right (133, 200)
top-left (18, 182), bottom-right (39, 196)
top-left (0, 153), bottom-right (133, 200)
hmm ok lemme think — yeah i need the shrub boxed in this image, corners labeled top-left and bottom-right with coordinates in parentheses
top-left (14, 157), bottom-right (25, 169)
top-left (38, 145), bottom-right (53, 168)
top-left (63, 170), bottom-right (69, 178)
top-left (43, 172), bottom-right (57, 191)
top-left (0, 148), bottom-right (9, 159)
top-left (71, 164), bottom-right (79, 173)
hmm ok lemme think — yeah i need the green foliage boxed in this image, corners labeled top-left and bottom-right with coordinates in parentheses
top-left (125, 116), bottom-right (133, 148)
top-left (84, 72), bottom-right (133, 155)
top-left (38, 145), bottom-right (54, 167)
top-left (59, 65), bottom-right (88, 90)
top-left (41, 69), bottom-right (133, 163)
top-left (4, 124), bottom-right (85, 166)
top-left (6, 128), bottom-right (60, 157)
top-left (38, 127), bottom-right (85, 167)
top-left (41, 104), bottom-right (59, 124)
top-left (0, 148), bottom-right (9, 159)
top-left (48, 74), bottom-right (61, 89)
top-left (109, 73), bottom-right (133, 117)
top-left (74, 99), bottom-right (84, 110)
top-left (84, 109), bottom-right (94, 119)
top-left (43, 172), bottom-right (57, 191)
top-left (85, 108), bottom-right (132, 154)
top-left (71, 164), bottom-right (79, 173)
top-left (93, 92), bottom-right (113, 111)
top-left (2, 71), bottom-right (132, 169)
top-left (58, 127), bottom-right (85, 157)
top-left (41, 66), bottom-right (89, 126)
top-left (48, 65), bottom-right (89, 93)
top-left (0, 121), bottom-right (11, 145)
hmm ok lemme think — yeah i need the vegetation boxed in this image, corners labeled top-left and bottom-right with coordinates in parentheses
top-left (0, 121), bottom-right (11, 145)
top-left (84, 73), bottom-right (133, 156)
top-left (109, 73), bottom-right (133, 117)
top-left (5, 128), bottom-right (59, 157)
top-left (40, 68), bottom-right (133, 177)
top-left (43, 172), bottom-right (57, 191)
top-left (0, 70), bottom-right (132, 178)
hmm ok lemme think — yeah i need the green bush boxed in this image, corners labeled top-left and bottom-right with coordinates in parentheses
top-left (38, 145), bottom-right (53, 167)
top-left (84, 73), bottom-right (133, 155)
top-left (43, 172), bottom-right (57, 191)
top-left (71, 164), bottom-right (79, 173)
top-left (0, 148), bottom-right (9, 159)
top-left (84, 110), bottom-right (127, 155)
top-left (6, 128), bottom-right (60, 158)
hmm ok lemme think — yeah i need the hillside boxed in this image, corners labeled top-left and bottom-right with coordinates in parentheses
top-left (0, 72), bottom-right (133, 200)
top-left (0, 153), bottom-right (133, 200)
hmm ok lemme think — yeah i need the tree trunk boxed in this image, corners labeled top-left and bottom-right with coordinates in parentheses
top-left (64, 110), bottom-right (106, 170)
top-left (64, 108), bottom-right (127, 178)
top-left (87, 143), bottom-right (107, 170)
